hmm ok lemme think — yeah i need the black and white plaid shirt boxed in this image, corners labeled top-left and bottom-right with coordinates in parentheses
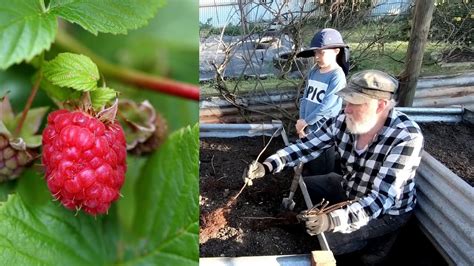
top-left (264, 109), bottom-right (424, 233)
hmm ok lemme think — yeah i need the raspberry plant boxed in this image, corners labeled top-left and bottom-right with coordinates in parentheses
top-left (0, 1), bottom-right (198, 264)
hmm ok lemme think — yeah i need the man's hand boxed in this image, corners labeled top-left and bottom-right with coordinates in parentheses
top-left (295, 119), bottom-right (308, 134)
top-left (242, 161), bottom-right (266, 186)
top-left (297, 211), bottom-right (334, 236)
top-left (298, 131), bottom-right (307, 139)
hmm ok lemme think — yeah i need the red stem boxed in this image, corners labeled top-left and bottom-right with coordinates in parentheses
top-left (120, 69), bottom-right (200, 100)
top-left (15, 72), bottom-right (42, 136)
top-left (55, 30), bottom-right (200, 101)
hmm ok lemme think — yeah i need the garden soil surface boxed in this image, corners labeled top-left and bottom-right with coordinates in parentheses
top-left (420, 122), bottom-right (473, 186)
top-left (199, 122), bottom-right (471, 264)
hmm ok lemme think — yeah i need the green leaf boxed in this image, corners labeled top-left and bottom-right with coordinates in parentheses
top-left (0, 170), bottom-right (113, 265)
top-left (0, 182), bottom-right (15, 203)
top-left (40, 76), bottom-right (81, 102)
top-left (125, 124), bottom-right (199, 265)
top-left (0, 96), bottom-right (14, 121)
top-left (21, 135), bottom-right (42, 148)
top-left (49, 0), bottom-right (165, 35)
top-left (14, 106), bottom-right (48, 138)
top-left (68, 0), bottom-right (198, 84)
top-left (43, 53), bottom-right (99, 91)
top-left (0, 121), bottom-right (11, 137)
top-left (116, 156), bottom-right (147, 234)
top-left (91, 86), bottom-right (116, 108)
top-left (15, 169), bottom-right (51, 206)
top-left (0, 66), bottom-right (55, 113)
top-left (0, 0), bottom-right (57, 69)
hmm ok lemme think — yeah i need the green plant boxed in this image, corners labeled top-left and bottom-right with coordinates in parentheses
top-left (431, 0), bottom-right (473, 46)
top-left (0, 1), bottom-right (198, 264)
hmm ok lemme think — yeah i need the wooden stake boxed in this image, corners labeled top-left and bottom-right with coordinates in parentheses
top-left (311, 250), bottom-right (336, 266)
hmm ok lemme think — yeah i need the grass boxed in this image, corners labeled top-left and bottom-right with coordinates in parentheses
top-left (201, 19), bottom-right (473, 97)
top-left (349, 41), bottom-right (464, 76)
top-left (200, 77), bottom-right (301, 96)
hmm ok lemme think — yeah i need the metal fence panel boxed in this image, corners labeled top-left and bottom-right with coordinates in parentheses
top-left (200, 0), bottom-right (413, 27)
top-left (200, 0), bottom-right (240, 27)
top-left (371, 0), bottom-right (413, 18)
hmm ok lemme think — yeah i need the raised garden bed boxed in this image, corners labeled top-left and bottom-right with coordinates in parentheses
top-left (420, 122), bottom-right (473, 186)
top-left (199, 137), bottom-right (313, 256)
top-left (199, 133), bottom-right (452, 264)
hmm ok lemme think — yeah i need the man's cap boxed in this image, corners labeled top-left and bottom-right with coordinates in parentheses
top-left (336, 70), bottom-right (398, 104)
top-left (297, 28), bottom-right (347, 58)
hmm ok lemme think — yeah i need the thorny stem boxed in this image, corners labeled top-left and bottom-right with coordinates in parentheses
top-left (306, 200), bottom-right (353, 215)
top-left (15, 71), bottom-right (43, 137)
top-left (55, 29), bottom-right (199, 101)
top-left (229, 183), bottom-right (247, 205)
top-left (255, 127), bottom-right (280, 162)
top-left (233, 128), bottom-right (281, 202)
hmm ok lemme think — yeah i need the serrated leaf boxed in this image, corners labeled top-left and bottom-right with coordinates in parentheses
top-left (43, 53), bottom-right (99, 91)
top-left (49, 0), bottom-right (165, 35)
top-left (126, 124), bottom-right (199, 265)
top-left (0, 170), bottom-right (113, 265)
top-left (91, 86), bottom-right (116, 108)
top-left (0, 0), bottom-right (57, 69)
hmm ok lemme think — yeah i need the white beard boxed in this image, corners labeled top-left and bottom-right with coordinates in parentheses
top-left (346, 113), bottom-right (378, 134)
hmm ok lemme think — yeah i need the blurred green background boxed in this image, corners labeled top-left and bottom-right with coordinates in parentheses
top-left (0, 1), bottom-right (200, 265)
top-left (1, 0), bottom-right (199, 131)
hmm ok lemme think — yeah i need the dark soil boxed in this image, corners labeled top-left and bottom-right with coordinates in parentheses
top-left (200, 133), bottom-right (453, 264)
top-left (420, 122), bottom-right (474, 186)
top-left (200, 137), bottom-right (317, 256)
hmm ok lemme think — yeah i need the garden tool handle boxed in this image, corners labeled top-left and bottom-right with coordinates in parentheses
top-left (290, 163), bottom-right (304, 192)
top-left (298, 172), bottom-right (331, 251)
top-left (276, 122), bottom-right (331, 250)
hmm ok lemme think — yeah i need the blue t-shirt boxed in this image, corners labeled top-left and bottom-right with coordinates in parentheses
top-left (299, 67), bottom-right (346, 130)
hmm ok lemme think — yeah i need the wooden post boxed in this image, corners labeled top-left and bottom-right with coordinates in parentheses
top-left (398, 0), bottom-right (435, 107)
top-left (311, 250), bottom-right (336, 266)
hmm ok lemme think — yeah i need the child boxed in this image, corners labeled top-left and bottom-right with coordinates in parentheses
top-left (296, 28), bottom-right (349, 137)
top-left (296, 28), bottom-right (349, 174)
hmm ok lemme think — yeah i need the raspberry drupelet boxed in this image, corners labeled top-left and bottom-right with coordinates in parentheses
top-left (42, 109), bottom-right (127, 215)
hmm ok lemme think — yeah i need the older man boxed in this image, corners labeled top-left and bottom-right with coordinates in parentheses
top-left (244, 70), bottom-right (424, 261)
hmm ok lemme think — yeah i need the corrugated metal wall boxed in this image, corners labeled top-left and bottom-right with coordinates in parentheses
top-left (199, 0), bottom-right (413, 28)
top-left (371, 0), bottom-right (413, 17)
top-left (200, 0), bottom-right (240, 27)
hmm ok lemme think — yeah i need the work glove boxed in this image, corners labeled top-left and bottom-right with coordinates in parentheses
top-left (242, 161), bottom-right (266, 186)
top-left (297, 211), bottom-right (334, 236)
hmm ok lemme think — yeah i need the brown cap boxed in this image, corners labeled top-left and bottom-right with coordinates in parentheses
top-left (336, 70), bottom-right (398, 104)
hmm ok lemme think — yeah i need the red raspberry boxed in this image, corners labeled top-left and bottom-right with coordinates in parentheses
top-left (42, 109), bottom-right (127, 215)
